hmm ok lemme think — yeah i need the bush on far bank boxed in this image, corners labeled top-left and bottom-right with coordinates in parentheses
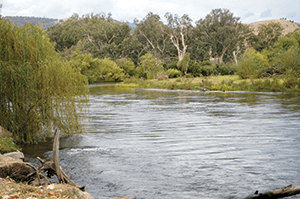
top-left (188, 60), bottom-right (236, 77)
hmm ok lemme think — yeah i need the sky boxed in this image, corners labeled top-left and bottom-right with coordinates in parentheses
top-left (1, 0), bottom-right (300, 24)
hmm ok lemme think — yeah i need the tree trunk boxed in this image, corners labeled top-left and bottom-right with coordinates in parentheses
top-left (52, 129), bottom-right (62, 181)
top-left (246, 184), bottom-right (300, 199)
top-left (52, 129), bottom-right (78, 187)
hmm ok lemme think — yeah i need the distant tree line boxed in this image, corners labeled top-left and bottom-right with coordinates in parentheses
top-left (3, 16), bottom-right (58, 29)
top-left (45, 9), bottom-right (300, 83)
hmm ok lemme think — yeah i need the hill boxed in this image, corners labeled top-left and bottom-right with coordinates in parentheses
top-left (2, 16), bottom-right (136, 29)
top-left (247, 19), bottom-right (299, 35)
top-left (2, 16), bottom-right (58, 29)
top-left (2, 16), bottom-right (298, 35)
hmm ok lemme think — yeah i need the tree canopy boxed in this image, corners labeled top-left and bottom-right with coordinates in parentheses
top-left (0, 19), bottom-right (88, 143)
top-left (44, 10), bottom-right (300, 89)
top-left (194, 8), bottom-right (252, 64)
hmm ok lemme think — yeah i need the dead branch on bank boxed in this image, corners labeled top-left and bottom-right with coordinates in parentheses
top-left (246, 184), bottom-right (300, 199)
top-left (25, 129), bottom-right (84, 190)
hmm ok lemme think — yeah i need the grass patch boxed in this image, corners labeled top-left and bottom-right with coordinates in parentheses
top-left (119, 75), bottom-right (300, 92)
top-left (0, 135), bottom-right (20, 154)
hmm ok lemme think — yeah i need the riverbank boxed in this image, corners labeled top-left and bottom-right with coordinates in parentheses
top-left (0, 177), bottom-right (93, 199)
top-left (117, 75), bottom-right (300, 92)
top-left (0, 126), bottom-right (95, 199)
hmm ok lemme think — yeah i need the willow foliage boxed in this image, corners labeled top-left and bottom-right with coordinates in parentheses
top-left (0, 19), bottom-right (88, 144)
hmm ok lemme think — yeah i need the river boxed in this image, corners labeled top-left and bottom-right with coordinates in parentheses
top-left (22, 84), bottom-right (300, 199)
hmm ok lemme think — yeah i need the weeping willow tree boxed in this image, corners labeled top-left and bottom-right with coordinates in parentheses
top-left (0, 19), bottom-right (88, 144)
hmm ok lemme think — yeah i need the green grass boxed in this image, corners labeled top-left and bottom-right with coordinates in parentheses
top-left (118, 75), bottom-right (300, 92)
top-left (0, 135), bottom-right (20, 154)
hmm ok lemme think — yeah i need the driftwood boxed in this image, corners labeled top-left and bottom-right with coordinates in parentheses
top-left (24, 129), bottom-right (84, 190)
top-left (246, 184), bottom-right (300, 199)
top-left (52, 129), bottom-right (79, 187)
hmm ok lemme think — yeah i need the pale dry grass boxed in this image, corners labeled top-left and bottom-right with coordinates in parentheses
top-left (247, 19), bottom-right (299, 35)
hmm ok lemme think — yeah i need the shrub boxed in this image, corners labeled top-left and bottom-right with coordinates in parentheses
top-left (188, 62), bottom-right (202, 77)
top-left (188, 61), bottom-right (215, 77)
top-left (69, 51), bottom-right (99, 83)
top-left (202, 65), bottom-right (214, 76)
top-left (97, 58), bottom-right (126, 82)
top-left (276, 47), bottom-right (300, 77)
top-left (163, 59), bottom-right (178, 70)
top-left (166, 69), bottom-right (182, 78)
top-left (214, 63), bottom-right (237, 75)
top-left (237, 48), bottom-right (270, 79)
top-left (138, 53), bottom-right (163, 79)
top-left (116, 58), bottom-right (137, 77)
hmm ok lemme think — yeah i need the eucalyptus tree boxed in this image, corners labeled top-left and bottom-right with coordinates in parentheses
top-left (118, 34), bottom-right (147, 65)
top-left (47, 13), bottom-right (86, 52)
top-left (194, 8), bottom-right (250, 64)
top-left (251, 22), bottom-right (284, 52)
top-left (48, 13), bottom-right (133, 61)
top-left (164, 12), bottom-right (193, 63)
top-left (134, 12), bottom-right (173, 62)
top-left (83, 13), bottom-right (132, 60)
top-left (0, 19), bottom-right (88, 144)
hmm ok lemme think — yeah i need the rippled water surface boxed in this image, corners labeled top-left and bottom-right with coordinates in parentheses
top-left (23, 84), bottom-right (300, 199)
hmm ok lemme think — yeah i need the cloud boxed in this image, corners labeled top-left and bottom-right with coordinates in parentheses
top-left (243, 12), bottom-right (255, 19)
top-left (2, 0), bottom-right (300, 24)
top-left (260, 9), bottom-right (272, 18)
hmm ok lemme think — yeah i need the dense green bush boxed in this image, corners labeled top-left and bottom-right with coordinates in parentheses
top-left (163, 59), bottom-right (178, 70)
top-left (237, 48), bottom-right (270, 79)
top-left (214, 63), bottom-right (236, 75)
top-left (97, 58), bottom-right (126, 82)
top-left (166, 68), bottom-right (182, 78)
top-left (137, 53), bottom-right (163, 79)
top-left (277, 47), bottom-right (300, 77)
top-left (188, 60), bottom-right (214, 77)
top-left (188, 62), bottom-right (202, 77)
top-left (116, 58), bottom-right (137, 77)
top-left (201, 65), bottom-right (214, 76)
top-left (69, 49), bottom-right (126, 83)
top-left (69, 50), bottom-right (99, 83)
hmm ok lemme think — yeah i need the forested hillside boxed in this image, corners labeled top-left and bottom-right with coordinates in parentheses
top-left (3, 16), bottom-right (59, 29)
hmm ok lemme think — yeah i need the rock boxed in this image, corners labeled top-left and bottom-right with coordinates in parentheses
top-left (3, 152), bottom-right (25, 160)
top-left (47, 184), bottom-right (55, 190)
top-left (0, 126), bottom-right (13, 137)
top-left (0, 154), bottom-right (30, 182)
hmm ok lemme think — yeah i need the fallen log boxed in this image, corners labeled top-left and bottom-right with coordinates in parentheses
top-left (24, 129), bottom-right (84, 190)
top-left (246, 184), bottom-right (300, 199)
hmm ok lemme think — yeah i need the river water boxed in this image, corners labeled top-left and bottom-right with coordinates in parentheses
top-left (22, 84), bottom-right (300, 199)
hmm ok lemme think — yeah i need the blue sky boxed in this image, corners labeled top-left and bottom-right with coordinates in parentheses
top-left (2, 0), bottom-right (300, 24)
